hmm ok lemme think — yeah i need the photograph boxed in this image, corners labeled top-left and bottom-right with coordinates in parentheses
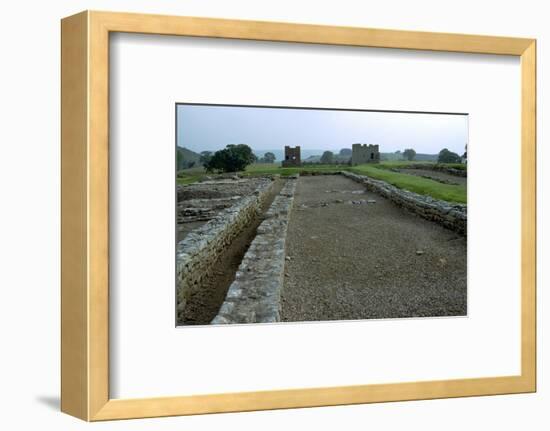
top-left (176, 103), bottom-right (468, 325)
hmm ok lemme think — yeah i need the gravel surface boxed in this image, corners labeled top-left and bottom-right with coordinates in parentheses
top-left (280, 175), bottom-right (467, 322)
top-left (397, 168), bottom-right (467, 186)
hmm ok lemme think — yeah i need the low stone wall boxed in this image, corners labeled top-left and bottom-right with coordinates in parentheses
top-left (342, 171), bottom-right (467, 235)
top-left (437, 166), bottom-right (467, 177)
top-left (176, 178), bottom-right (274, 322)
top-left (211, 178), bottom-right (298, 324)
top-left (398, 163), bottom-right (467, 177)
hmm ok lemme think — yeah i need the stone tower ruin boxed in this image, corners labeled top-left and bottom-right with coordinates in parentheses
top-left (351, 143), bottom-right (380, 165)
top-left (282, 145), bottom-right (301, 167)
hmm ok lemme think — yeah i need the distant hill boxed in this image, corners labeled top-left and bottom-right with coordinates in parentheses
top-left (177, 146), bottom-right (202, 170)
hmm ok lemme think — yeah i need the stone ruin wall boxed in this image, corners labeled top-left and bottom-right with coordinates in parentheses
top-left (176, 178), bottom-right (274, 322)
top-left (351, 143), bottom-right (380, 165)
top-left (212, 177), bottom-right (298, 324)
top-left (178, 170), bottom-right (465, 324)
top-left (342, 171), bottom-right (467, 235)
top-left (282, 145), bottom-right (301, 167)
top-left (398, 163), bottom-right (467, 178)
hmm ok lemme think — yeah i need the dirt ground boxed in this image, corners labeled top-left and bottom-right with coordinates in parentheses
top-left (280, 175), bottom-right (467, 322)
top-left (397, 168), bottom-right (467, 186)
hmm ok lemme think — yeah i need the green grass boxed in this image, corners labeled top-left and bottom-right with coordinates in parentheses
top-left (241, 163), bottom-right (348, 177)
top-left (349, 164), bottom-right (466, 203)
top-left (176, 162), bottom-right (466, 204)
top-left (176, 163), bottom-right (348, 183)
top-left (176, 166), bottom-right (204, 185)
top-left (379, 160), bottom-right (435, 167)
top-left (176, 175), bottom-right (202, 185)
top-left (376, 160), bottom-right (466, 170)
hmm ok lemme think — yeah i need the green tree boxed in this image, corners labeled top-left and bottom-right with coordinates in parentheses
top-left (320, 151), bottom-right (334, 164)
top-left (403, 148), bottom-right (416, 161)
top-left (263, 152), bottom-right (276, 163)
top-left (204, 144), bottom-right (256, 173)
top-left (199, 151), bottom-right (212, 165)
top-left (339, 148), bottom-right (352, 156)
top-left (438, 148), bottom-right (462, 163)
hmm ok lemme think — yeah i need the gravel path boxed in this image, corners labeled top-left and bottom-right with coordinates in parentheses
top-left (280, 175), bottom-right (467, 322)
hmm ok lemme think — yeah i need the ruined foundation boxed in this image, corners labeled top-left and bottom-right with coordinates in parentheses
top-left (394, 163), bottom-right (467, 178)
top-left (176, 178), bottom-right (274, 322)
top-left (211, 177), bottom-right (298, 324)
top-left (342, 171), bottom-right (466, 235)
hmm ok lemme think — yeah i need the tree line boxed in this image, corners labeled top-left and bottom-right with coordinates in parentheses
top-left (399, 148), bottom-right (464, 163)
top-left (198, 145), bottom-right (276, 173)
top-left (181, 144), bottom-right (466, 173)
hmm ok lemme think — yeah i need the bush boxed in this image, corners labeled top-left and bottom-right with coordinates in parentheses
top-left (204, 144), bottom-right (256, 173)
top-left (403, 148), bottom-right (416, 161)
top-left (261, 152), bottom-right (276, 163)
top-left (339, 148), bottom-right (352, 156)
top-left (438, 148), bottom-right (462, 164)
top-left (199, 151), bottom-right (212, 165)
top-left (320, 151), bottom-right (334, 164)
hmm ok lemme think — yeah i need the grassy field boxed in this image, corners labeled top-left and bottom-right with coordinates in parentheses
top-left (349, 165), bottom-right (466, 203)
top-left (375, 160), bottom-right (466, 170)
top-left (176, 163), bottom-right (347, 184)
top-left (176, 172), bottom-right (204, 185)
top-left (242, 163), bottom-right (349, 177)
top-left (177, 162), bottom-right (466, 203)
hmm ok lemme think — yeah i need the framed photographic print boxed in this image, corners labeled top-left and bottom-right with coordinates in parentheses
top-left (61, 11), bottom-right (536, 421)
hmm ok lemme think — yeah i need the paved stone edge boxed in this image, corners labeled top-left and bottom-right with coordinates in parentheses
top-left (342, 171), bottom-right (467, 235)
top-left (211, 177), bottom-right (298, 324)
top-left (176, 178), bottom-right (274, 321)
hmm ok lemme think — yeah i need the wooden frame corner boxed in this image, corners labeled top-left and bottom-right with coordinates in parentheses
top-left (61, 11), bottom-right (536, 421)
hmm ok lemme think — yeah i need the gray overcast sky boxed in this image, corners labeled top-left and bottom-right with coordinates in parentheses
top-left (177, 104), bottom-right (468, 156)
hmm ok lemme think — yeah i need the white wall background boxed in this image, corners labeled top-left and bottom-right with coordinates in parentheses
top-left (0, 0), bottom-right (546, 429)
top-left (111, 33), bottom-right (522, 398)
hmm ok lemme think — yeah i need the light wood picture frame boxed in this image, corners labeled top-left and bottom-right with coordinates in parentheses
top-left (61, 10), bottom-right (536, 421)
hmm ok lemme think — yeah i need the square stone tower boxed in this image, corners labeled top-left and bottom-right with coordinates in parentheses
top-left (351, 143), bottom-right (380, 165)
top-left (282, 145), bottom-right (301, 167)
